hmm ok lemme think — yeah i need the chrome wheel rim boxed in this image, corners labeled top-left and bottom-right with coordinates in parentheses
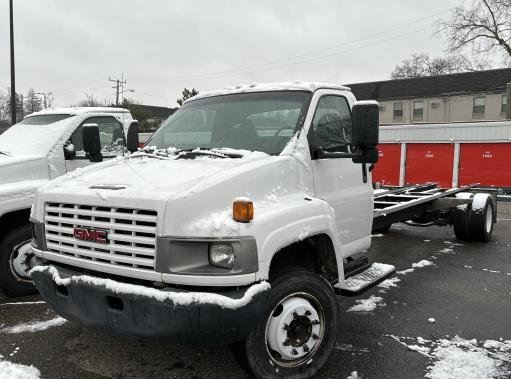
top-left (9, 240), bottom-right (33, 282)
top-left (265, 292), bottom-right (325, 367)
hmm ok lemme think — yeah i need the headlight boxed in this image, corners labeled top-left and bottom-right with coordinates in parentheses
top-left (209, 243), bottom-right (235, 269)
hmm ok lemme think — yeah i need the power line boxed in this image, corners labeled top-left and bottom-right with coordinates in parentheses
top-left (129, 7), bottom-right (453, 83)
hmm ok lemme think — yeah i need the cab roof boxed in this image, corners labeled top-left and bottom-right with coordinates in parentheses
top-left (188, 82), bottom-right (352, 103)
top-left (25, 107), bottom-right (130, 118)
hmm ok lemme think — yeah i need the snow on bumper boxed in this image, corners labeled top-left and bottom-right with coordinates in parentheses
top-left (31, 265), bottom-right (270, 345)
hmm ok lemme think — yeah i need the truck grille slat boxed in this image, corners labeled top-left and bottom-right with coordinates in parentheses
top-left (44, 203), bottom-right (157, 271)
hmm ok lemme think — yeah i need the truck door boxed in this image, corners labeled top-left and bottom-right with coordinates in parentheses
top-left (308, 95), bottom-right (373, 256)
top-left (64, 116), bottom-right (126, 172)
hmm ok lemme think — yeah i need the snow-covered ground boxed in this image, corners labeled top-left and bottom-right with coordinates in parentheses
top-left (388, 335), bottom-right (511, 378)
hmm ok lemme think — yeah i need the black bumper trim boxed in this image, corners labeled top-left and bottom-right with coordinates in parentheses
top-left (31, 265), bottom-right (270, 345)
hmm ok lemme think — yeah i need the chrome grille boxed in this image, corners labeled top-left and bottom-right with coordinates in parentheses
top-left (44, 203), bottom-right (157, 270)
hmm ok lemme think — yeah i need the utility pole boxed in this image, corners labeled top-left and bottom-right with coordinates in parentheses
top-left (9, 0), bottom-right (16, 124)
top-left (109, 76), bottom-right (126, 106)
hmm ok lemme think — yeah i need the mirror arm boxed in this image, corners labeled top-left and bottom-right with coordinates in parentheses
top-left (315, 149), bottom-right (361, 160)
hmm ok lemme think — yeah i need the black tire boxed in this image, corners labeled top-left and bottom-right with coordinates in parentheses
top-left (452, 193), bottom-right (473, 242)
top-left (453, 206), bottom-right (472, 242)
top-left (469, 193), bottom-right (495, 242)
top-left (232, 271), bottom-right (339, 379)
top-left (0, 225), bottom-right (37, 297)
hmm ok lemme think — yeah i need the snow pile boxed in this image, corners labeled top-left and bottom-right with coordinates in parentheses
top-left (426, 337), bottom-right (509, 379)
top-left (31, 265), bottom-right (270, 310)
top-left (377, 277), bottom-right (401, 290)
top-left (397, 259), bottom-right (435, 275)
top-left (428, 318), bottom-right (436, 323)
top-left (412, 260), bottom-right (434, 268)
top-left (346, 371), bottom-right (359, 379)
top-left (0, 360), bottom-right (40, 379)
top-left (389, 335), bottom-right (511, 379)
top-left (347, 295), bottom-right (385, 313)
top-left (189, 209), bottom-right (241, 236)
top-left (1, 316), bottom-right (67, 334)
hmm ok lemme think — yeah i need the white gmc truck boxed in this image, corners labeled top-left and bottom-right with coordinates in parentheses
top-left (0, 107), bottom-right (139, 296)
top-left (28, 83), bottom-right (495, 378)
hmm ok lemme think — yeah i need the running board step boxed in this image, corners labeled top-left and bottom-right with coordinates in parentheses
top-left (335, 263), bottom-right (396, 296)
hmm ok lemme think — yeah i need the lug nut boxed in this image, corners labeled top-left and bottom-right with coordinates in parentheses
top-left (283, 338), bottom-right (290, 346)
top-left (303, 344), bottom-right (310, 352)
top-left (312, 319), bottom-right (320, 325)
top-left (312, 333), bottom-right (319, 340)
top-left (292, 311), bottom-right (299, 319)
top-left (283, 323), bottom-right (290, 331)
top-left (304, 310), bottom-right (312, 316)
top-left (291, 348), bottom-right (298, 355)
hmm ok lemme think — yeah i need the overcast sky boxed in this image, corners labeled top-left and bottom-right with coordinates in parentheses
top-left (0, 0), bottom-right (461, 108)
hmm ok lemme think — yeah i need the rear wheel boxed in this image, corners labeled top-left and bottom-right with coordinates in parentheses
top-left (469, 193), bottom-right (494, 242)
top-left (0, 225), bottom-right (37, 296)
top-left (453, 193), bottom-right (473, 242)
top-left (232, 271), bottom-right (339, 379)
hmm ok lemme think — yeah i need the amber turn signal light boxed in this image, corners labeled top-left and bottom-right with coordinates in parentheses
top-left (233, 199), bottom-right (253, 223)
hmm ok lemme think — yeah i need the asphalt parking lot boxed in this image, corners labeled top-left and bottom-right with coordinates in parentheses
top-left (1, 202), bottom-right (510, 378)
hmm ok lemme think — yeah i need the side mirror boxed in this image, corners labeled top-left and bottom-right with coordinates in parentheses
top-left (82, 123), bottom-right (103, 162)
top-left (126, 120), bottom-right (139, 153)
top-left (63, 142), bottom-right (76, 160)
top-left (352, 101), bottom-right (379, 150)
top-left (351, 101), bottom-right (379, 164)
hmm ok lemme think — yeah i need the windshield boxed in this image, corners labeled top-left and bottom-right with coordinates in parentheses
top-left (18, 114), bottom-right (73, 125)
top-left (146, 91), bottom-right (311, 155)
top-left (0, 115), bottom-right (76, 157)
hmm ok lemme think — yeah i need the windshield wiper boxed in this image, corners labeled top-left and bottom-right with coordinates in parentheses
top-left (175, 148), bottom-right (231, 159)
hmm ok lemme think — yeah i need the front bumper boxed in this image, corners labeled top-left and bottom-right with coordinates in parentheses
top-left (31, 265), bottom-right (270, 345)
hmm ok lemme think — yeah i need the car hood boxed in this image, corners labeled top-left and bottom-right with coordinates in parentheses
top-left (0, 154), bottom-right (49, 184)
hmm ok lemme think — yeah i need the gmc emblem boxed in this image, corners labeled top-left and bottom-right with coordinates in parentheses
top-left (73, 227), bottom-right (108, 244)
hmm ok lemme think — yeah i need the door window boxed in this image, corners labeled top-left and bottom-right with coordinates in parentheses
top-left (310, 96), bottom-right (352, 153)
top-left (68, 116), bottom-right (126, 157)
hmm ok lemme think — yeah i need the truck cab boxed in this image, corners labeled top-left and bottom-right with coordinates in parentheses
top-left (29, 83), bottom-right (380, 378)
top-left (0, 107), bottom-right (138, 296)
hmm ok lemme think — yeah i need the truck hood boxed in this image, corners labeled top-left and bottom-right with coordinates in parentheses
top-left (39, 155), bottom-right (267, 201)
top-left (0, 154), bottom-right (49, 184)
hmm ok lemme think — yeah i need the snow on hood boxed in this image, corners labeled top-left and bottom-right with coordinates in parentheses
top-left (0, 155), bottom-right (49, 184)
top-left (41, 153), bottom-right (270, 201)
top-left (0, 116), bottom-right (76, 157)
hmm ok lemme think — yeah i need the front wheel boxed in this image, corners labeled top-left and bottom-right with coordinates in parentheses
top-left (232, 271), bottom-right (339, 378)
top-left (0, 225), bottom-right (37, 296)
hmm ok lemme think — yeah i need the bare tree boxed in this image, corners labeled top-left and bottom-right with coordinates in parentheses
top-left (391, 53), bottom-right (473, 79)
top-left (24, 88), bottom-right (43, 115)
top-left (438, 0), bottom-right (511, 65)
top-left (75, 94), bottom-right (110, 107)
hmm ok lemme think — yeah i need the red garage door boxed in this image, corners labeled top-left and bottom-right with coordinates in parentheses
top-left (373, 144), bottom-right (401, 186)
top-left (459, 143), bottom-right (511, 188)
top-left (406, 144), bottom-right (454, 188)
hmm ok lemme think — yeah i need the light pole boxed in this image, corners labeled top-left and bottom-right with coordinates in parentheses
top-left (119, 88), bottom-right (135, 104)
top-left (9, 0), bottom-right (16, 124)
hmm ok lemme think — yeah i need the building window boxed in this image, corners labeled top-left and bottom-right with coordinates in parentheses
top-left (393, 102), bottom-right (403, 121)
top-left (413, 101), bottom-right (424, 121)
top-left (473, 96), bottom-right (485, 118)
top-left (502, 95), bottom-right (508, 115)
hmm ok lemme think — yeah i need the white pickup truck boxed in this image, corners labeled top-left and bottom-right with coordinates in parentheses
top-left (0, 107), bottom-right (139, 296)
top-left (28, 83), bottom-right (495, 378)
